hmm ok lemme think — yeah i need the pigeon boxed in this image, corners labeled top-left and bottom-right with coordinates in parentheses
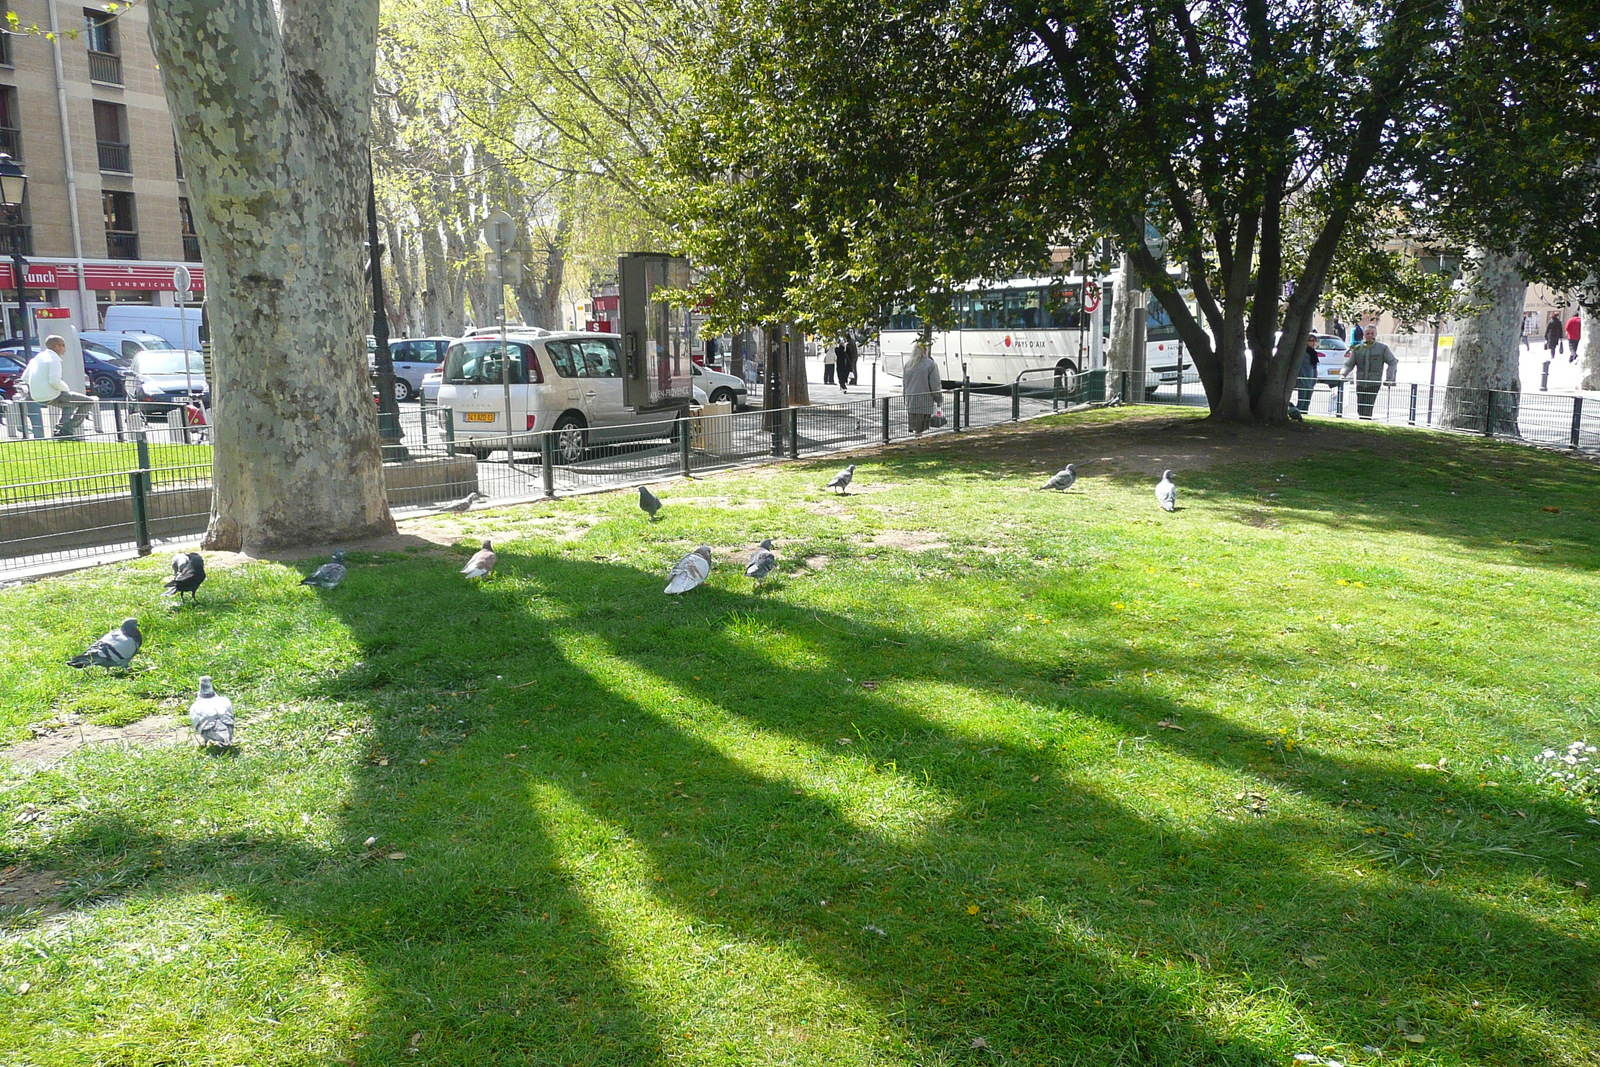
top-left (826, 464), bottom-right (855, 494)
top-left (66, 618), bottom-right (142, 670)
top-left (461, 539), bottom-right (497, 579)
top-left (441, 491), bottom-right (485, 514)
top-left (1155, 470), bottom-right (1177, 512)
top-left (162, 551), bottom-right (206, 601)
top-left (1041, 464), bottom-right (1077, 491)
top-left (745, 539), bottom-right (778, 583)
top-left (188, 675), bottom-right (235, 748)
top-left (664, 545), bottom-right (713, 594)
top-left (638, 485), bottom-right (662, 521)
top-left (300, 549), bottom-right (347, 589)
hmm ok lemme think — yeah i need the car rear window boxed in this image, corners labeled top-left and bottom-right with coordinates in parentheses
top-left (443, 340), bottom-right (544, 385)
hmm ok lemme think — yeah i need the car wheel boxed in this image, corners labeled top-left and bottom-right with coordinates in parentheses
top-left (89, 374), bottom-right (118, 399)
top-left (393, 378), bottom-right (414, 403)
top-left (708, 387), bottom-right (735, 406)
top-left (550, 414), bottom-right (588, 464)
top-left (1054, 360), bottom-right (1079, 393)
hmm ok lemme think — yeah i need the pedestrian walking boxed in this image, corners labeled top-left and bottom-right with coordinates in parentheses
top-left (1544, 311), bottom-right (1564, 362)
top-left (902, 341), bottom-right (944, 436)
top-left (837, 335), bottom-right (858, 393)
top-left (1328, 316), bottom-right (1345, 342)
top-left (1340, 325), bottom-right (1399, 420)
top-left (823, 339), bottom-right (838, 385)
top-left (1566, 311), bottom-right (1582, 361)
top-left (1349, 321), bottom-right (1365, 346)
top-left (22, 335), bottom-right (93, 439)
top-left (1296, 332), bottom-right (1320, 413)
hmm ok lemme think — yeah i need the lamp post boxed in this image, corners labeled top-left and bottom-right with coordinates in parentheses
top-left (0, 153), bottom-right (30, 355)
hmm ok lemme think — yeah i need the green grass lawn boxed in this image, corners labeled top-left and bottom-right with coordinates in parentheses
top-left (2, 409), bottom-right (1598, 1066)
top-left (0, 438), bottom-right (211, 502)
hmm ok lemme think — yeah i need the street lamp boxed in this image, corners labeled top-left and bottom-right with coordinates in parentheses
top-left (0, 153), bottom-right (28, 351)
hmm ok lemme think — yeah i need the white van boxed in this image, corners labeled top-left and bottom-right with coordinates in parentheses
top-left (436, 330), bottom-right (690, 463)
top-left (101, 305), bottom-right (204, 350)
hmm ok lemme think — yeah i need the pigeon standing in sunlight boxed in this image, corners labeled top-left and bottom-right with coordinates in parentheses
top-left (1155, 470), bottom-right (1177, 512)
top-left (745, 539), bottom-right (778, 584)
top-left (826, 464), bottom-right (855, 494)
top-left (441, 490), bottom-right (485, 514)
top-left (300, 549), bottom-right (347, 589)
top-left (665, 545), bottom-right (713, 594)
top-left (161, 551), bottom-right (206, 601)
top-left (1040, 464), bottom-right (1077, 491)
top-left (188, 675), bottom-right (235, 748)
top-left (461, 539), bottom-right (497, 580)
top-left (66, 618), bottom-right (142, 670)
top-left (638, 485), bottom-right (663, 521)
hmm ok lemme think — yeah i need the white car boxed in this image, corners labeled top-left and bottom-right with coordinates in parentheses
top-left (691, 361), bottom-right (748, 407)
top-left (435, 330), bottom-right (693, 463)
top-left (420, 367), bottom-right (443, 402)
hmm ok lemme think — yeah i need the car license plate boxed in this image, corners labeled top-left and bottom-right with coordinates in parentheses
top-left (463, 411), bottom-right (496, 423)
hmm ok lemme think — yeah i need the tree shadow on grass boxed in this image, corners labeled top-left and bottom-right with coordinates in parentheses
top-left (9, 548), bottom-right (1598, 1065)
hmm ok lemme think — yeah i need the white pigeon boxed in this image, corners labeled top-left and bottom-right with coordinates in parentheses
top-left (462, 539), bottom-right (497, 579)
top-left (826, 464), bottom-right (855, 494)
top-left (66, 618), bottom-right (142, 670)
top-left (665, 545), bottom-right (713, 594)
top-left (301, 549), bottom-right (347, 589)
top-left (639, 485), bottom-right (663, 520)
top-left (188, 675), bottom-right (235, 748)
top-left (1155, 470), bottom-right (1177, 512)
top-left (745, 539), bottom-right (778, 583)
top-left (441, 491), bottom-right (485, 514)
top-left (1041, 464), bottom-right (1077, 491)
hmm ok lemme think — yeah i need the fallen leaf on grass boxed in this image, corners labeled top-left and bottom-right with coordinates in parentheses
top-left (386, 852), bottom-right (407, 861)
top-left (1542, 506), bottom-right (1561, 513)
top-left (1157, 719), bottom-right (1185, 731)
top-left (1404, 1034), bottom-right (1426, 1044)
top-left (970, 1037), bottom-right (988, 1049)
top-left (859, 680), bottom-right (880, 691)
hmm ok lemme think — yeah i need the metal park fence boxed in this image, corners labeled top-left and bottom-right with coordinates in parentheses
top-left (5, 370), bottom-right (1600, 578)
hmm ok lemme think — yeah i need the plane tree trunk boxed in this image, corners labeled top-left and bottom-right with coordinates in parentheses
top-left (149, 0), bottom-right (394, 553)
top-left (1440, 248), bottom-right (1526, 435)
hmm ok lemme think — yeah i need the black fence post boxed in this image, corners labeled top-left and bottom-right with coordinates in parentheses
top-left (1483, 389), bottom-right (1495, 437)
top-left (788, 406), bottom-right (799, 459)
top-left (541, 430), bottom-right (555, 496)
top-left (680, 415), bottom-right (693, 475)
top-left (962, 374), bottom-right (971, 429)
top-left (953, 385), bottom-right (962, 432)
top-left (442, 409), bottom-right (456, 457)
top-left (1408, 383), bottom-right (1418, 426)
top-left (871, 362), bottom-right (877, 401)
top-left (1011, 381), bottom-right (1020, 421)
top-left (1334, 381), bottom-right (1344, 418)
top-left (1571, 396), bottom-right (1584, 449)
top-left (418, 400), bottom-right (429, 448)
top-left (881, 397), bottom-right (890, 444)
top-left (131, 429), bottom-right (152, 556)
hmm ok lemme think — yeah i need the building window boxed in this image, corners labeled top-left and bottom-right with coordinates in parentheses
top-left (102, 190), bottom-right (138, 259)
top-left (85, 9), bottom-right (122, 84)
top-left (0, 86), bottom-right (19, 161)
top-left (94, 101), bottom-right (130, 173)
top-left (173, 137), bottom-right (184, 181)
top-left (179, 197), bottom-right (201, 262)
top-left (0, 5), bottom-right (12, 67)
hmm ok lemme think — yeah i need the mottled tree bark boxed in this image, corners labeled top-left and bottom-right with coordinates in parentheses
top-left (1440, 248), bottom-right (1525, 435)
top-left (149, 0), bottom-right (394, 552)
top-left (1577, 280), bottom-right (1600, 392)
top-left (1107, 254), bottom-right (1141, 400)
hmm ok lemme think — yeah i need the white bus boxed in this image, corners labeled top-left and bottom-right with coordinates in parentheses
top-left (878, 277), bottom-right (1188, 389)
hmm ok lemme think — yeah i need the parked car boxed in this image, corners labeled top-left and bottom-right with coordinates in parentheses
top-left (420, 365), bottom-right (443, 402)
top-left (370, 337), bottom-right (452, 402)
top-left (436, 330), bottom-right (691, 463)
top-left (690, 361), bottom-right (748, 407)
top-left (124, 349), bottom-right (210, 414)
top-left (0, 351), bottom-right (22, 399)
top-left (0, 336), bottom-right (131, 398)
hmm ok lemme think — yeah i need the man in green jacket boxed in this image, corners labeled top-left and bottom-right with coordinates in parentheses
top-left (1340, 325), bottom-right (1399, 420)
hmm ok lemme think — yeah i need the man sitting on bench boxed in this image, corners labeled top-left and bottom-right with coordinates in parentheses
top-left (22, 334), bottom-right (94, 439)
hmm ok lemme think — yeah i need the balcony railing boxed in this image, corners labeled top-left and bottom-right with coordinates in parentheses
top-left (106, 230), bottom-right (139, 259)
top-left (88, 50), bottom-right (122, 85)
top-left (0, 224), bottom-right (32, 257)
top-left (182, 234), bottom-right (201, 262)
top-left (97, 141), bottom-right (131, 173)
top-left (0, 126), bottom-right (19, 161)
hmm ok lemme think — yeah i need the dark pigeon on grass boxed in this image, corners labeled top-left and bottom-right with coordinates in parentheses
top-left (300, 549), bottom-right (347, 589)
top-left (1155, 470), bottom-right (1177, 512)
top-left (1040, 464), bottom-right (1077, 491)
top-left (461, 540), bottom-right (497, 579)
top-left (826, 464), bottom-right (855, 494)
top-left (162, 552), bottom-right (206, 601)
top-left (188, 675), bottom-right (235, 748)
top-left (638, 485), bottom-right (663, 521)
top-left (665, 546), bottom-right (713, 594)
top-left (441, 491), bottom-right (485, 514)
top-left (67, 618), bottom-right (141, 670)
top-left (745, 539), bottom-right (778, 584)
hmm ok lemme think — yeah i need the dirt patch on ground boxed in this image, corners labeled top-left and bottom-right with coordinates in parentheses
top-left (1234, 508), bottom-right (1282, 529)
top-left (802, 501), bottom-right (856, 517)
top-left (859, 530), bottom-right (949, 552)
top-left (1, 713), bottom-right (182, 769)
top-left (0, 866), bottom-right (68, 919)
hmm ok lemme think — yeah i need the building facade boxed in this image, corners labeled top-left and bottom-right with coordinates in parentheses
top-left (0, 0), bottom-right (201, 338)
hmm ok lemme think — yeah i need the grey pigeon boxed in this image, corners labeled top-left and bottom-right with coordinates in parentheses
top-left (1041, 464), bottom-right (1077, 491)
top-left (826, 464), bottom-right (855, 494)
top-left (188, 675), bottom-right (235, 747)
top-left (301, 549), bottom-right (347, 589)
top-left (461, 539), bottom-right (497, 579)
top-left (67, 618), bottom-right (141, 670)
top-left (638, 485), bottom-right (662, 521)
top-left (664, 545), bottom-right (713, 594)
top-left (441, 491), bottom-right (485, 514)
top-left (162, 551), bottom-right (206, 601)
top-left (1155, 470), bottom-right (1177, 512)
top-left (745, 539), bottom-right (778, 583)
